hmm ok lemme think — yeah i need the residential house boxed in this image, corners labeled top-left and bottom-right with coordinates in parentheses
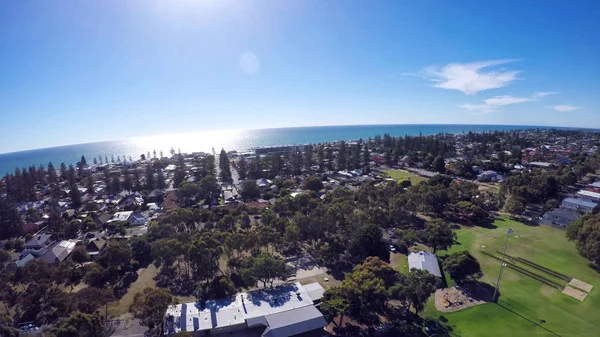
top-left (129, 212), bottom-right (147, 226)
top-left (588, 181), bottom-right (600, 189)
top-left (107, 211), bottom-right (133, 225)
top-left (86, 238), bottom-right (107, 259)
top-left (408, 251), bottom-right (442, 277)
top-left (15, 253), bottom-right (36, 268)
top-left (541, 208), bottom-right (580, 228)
top-left (23, 233), bottom-right (55, 257)
top-left (93, 214), bottom-right (113, 229)
top-left (477, 170), bottom-right (503, 182)
top-left (577, 190), bottom-right (600, 202)
top-left (41, 240), bottom-right (78, 264)
top-left (256, 178), bottom-right (272, 191)
top-left (23, 221), bottom-right (45, 234)
top-left (562, 198), bottom-right (597, 214)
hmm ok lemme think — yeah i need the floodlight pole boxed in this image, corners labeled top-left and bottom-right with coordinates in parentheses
top-left (493, 228), bottom-right (513, 302)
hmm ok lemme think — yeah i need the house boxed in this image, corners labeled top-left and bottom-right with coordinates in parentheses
top-left (107, 211), bottom-right (133, 225)
top-left (562, 197), bottom-right (597, 213)
top-left (146, 189), bottom-right (164, 203)
top-left (477, 170), bottom-right (503, 182)
top-left (588, 181), bottom-right (600, 189)
top-left (23, 234), bottom-right (55, 257)
top-left (577, 190), bottom-right (600, 202)
top-left (529, 162), bottom-right (557, 169)
top-left (86, 238), bottom-right (107, 259)
top-left (256, 178), bottom-right (272, 191)
top-left (15, 253), bottom-right (36, 268)
top-left (41, 240), bottom-right (78, 264)
top-left (129, 212), bottom-right (147, 226)
top-left (541, 208), bottom-right (580, 228)
top-left (165, 282), bottom-right (326, 336)
top-left (23, 221), bottom-right (45, 234)
top-left (93, 214), bottom-right (113, 229)
top-left (408, 251), bottom-right (442, 277)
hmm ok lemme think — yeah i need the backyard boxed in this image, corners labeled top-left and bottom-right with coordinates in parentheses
top-left (424, 217), bottom-right (600, 336)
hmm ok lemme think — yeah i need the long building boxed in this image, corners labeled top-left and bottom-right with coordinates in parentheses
top-left (165, 282), bottom-right (326, 337)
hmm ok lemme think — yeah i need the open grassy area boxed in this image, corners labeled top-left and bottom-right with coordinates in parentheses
top-left (382, 169), bottom-right (428, 185)
top-left (390, 252), bottom-right (409, 274)
top-left (107, 264), bottom-right (159, 318)
top-left (424, 218), bottom-right (600, 336)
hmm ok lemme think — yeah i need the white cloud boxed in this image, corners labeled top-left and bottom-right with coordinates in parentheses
top-left (459, 103), bottom-right (497, 113)
top-left (532, 92), bottom-right (558, 98)
top-left (552, 105), bottom-right (579, 112)
top-left (483, 95), bottom-right (534, 106)
top-left (425, 59), bottom-right (520, 95)
top-left (460, 92), bottom-right (555, 113)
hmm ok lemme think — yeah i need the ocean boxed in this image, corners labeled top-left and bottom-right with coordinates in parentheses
top-left (0, 124), bottom-right (586, 176)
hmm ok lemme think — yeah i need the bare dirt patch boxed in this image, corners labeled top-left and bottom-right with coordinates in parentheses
top-left (562, 286), bottom-right (588, 301)
top-left (434, 284), bottom-right (490, 312)
top-left (569, 278), bottom-right (593, 293)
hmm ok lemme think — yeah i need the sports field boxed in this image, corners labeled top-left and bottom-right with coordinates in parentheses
top-left (424, 217), bottom-right (600, 337)
top-left (382, 169), bottom-right (428, 185)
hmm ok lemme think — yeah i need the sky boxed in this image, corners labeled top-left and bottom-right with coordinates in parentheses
top-left (1, 0), bottom-right (599, 153)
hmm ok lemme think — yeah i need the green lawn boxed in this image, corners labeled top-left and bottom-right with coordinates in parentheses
top-left (424, 217), bottom-right (600, 337)
top-left (383, 169), bottom-right (428, 185)
top-left (390, 252), bottom-right (408, 274)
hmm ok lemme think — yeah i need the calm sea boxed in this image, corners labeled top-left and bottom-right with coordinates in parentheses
top-left (0, 124), bottom-right (585, 176)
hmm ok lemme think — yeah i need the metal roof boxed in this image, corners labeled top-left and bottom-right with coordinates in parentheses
top-left (262, 305), bottom-right (327, 337)
top-left (408, 251), bottom-right (442, 277)
top-left (563, 197), bottom-right (597, 208)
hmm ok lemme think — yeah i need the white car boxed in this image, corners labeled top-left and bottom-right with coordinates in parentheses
top-left (389, 245), bottom-right (397, 252)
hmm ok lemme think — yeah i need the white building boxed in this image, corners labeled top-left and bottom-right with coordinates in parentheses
top-left (408, 251), bottom-right (442, 277)
top-left (165, 282), bottom-right (326, 336)
top-left (577, 190), bottom-right (600, 202)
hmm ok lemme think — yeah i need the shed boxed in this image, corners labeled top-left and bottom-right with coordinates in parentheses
top-left (408, 251), bottom-right (442, 277)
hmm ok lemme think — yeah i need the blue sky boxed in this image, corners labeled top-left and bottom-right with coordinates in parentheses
top-left (1, 0), bottom-right (599, 153)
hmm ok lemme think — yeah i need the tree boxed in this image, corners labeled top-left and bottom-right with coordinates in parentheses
top-left (432, 156), bottom-right (446, 173)
top-left (340, 263), bottom-right (388, 321)
top-left (70, 245), bottom-right (89, 266)
top-left (188, 234), bottom-right (223, 287)
top-left (198, 175), bottom-right (220, 200)
top-left (250, 252), bottom-right (290, 287)
top-left (70, 287), bottom-right (115, 314)
top-left (347, 223), bottom-right (388, 263)
top-left (84, 264), bottom-right (108, 288)
top-left (47, 312), bottom-right (104, 337)
top-left (337, 141), bottom-right (347, 170)
top-left (240, 212), bottom-right (251, 230)
top-left (401, 269), bottom-right (438, 316)
top-left (157, 170), bottom-right (166, 190)
top-left (129, 287), bottom-right (173, 333)
top-left (0, 198), bottom-right (23, 239)
top-left (238, 157), bottom-right (248, 180)
top-left (505, 198), bottom-right (525, 219)
top-left (567, 214), bottom-right (600, 265)
top-left (240, 180), bottom-right (261, 200)
top-left (443, 251), bottom-right (482, 283)
top-left (320, 287), bottom-right (351, 327)
top-left (302, 176), bottom-right (323, 191)
top-left (423, 218), bottom-right (456, 253)
top-left (130, 235), bottom-right (152, 264)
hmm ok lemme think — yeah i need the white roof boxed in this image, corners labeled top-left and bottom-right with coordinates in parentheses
top-left (408, 251), bottom-right (442, 277)
top-left (588, 182), bottom-right (600, 188)
top-left (109, 211), bottom-right (133, 222)
top-left (262, 305), bottom-right (327, 337)
top-left (167, 282), bottom-right (319, 334)
top-left (577, 190), bottom-right (600, 199)
top-left (303, 282), bottom-right (324, 302)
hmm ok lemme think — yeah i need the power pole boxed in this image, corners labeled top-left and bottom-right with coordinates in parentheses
top-left (493, 228), bottom-right (513, 302)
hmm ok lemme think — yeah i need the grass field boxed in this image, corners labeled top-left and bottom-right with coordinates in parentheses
top-left (383, 169), bottom-right (428, 185)
top-left (107, 264), bottom-right (159, 318)
top-left (390, 252), bottom-right (409, 274)
top-left (423, 218), bottom-right (600, 336)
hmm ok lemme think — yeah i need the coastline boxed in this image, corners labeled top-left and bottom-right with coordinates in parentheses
top-left (0, 124), bottom-right (597, 176)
